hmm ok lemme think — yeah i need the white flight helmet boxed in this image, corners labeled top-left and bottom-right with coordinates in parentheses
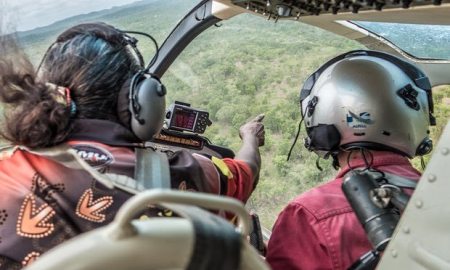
top-left (300, 50), bottom-right (435, 158)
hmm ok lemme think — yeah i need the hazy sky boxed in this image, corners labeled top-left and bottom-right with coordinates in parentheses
top-left (4, 0), bottom-right (139, 31)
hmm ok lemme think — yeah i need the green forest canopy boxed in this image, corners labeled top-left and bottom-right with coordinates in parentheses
top-left (18, 0), bottom-right (450, 228)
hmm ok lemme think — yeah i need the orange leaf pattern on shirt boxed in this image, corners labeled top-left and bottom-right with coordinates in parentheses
top-left (76, 189), bottom-right (113, 223)
top-left (16, 194), bottom-right (56, 238)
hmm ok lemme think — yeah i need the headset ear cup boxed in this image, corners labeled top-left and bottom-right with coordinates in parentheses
top-left (130, 75), bottom-right (166, 141)
top-left (117, 78), bottom-right (132, 129)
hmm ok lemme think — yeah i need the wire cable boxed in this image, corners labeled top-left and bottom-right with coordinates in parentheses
top-left (287, 116), bottom-right (304, 161)
top-left (124, 30), bottom-right (160, 71)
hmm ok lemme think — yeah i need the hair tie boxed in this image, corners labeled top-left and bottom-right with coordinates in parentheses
top-left (46, 82), bottom-right (77, 117)
top-left (69, 100), bottom-right (77, 117)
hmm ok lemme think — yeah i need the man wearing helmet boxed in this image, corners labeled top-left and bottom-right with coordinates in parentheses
top-left (266, 50), bottom-right (435, 270)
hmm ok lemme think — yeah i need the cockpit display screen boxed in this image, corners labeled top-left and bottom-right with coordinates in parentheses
top-left (166, 102), bottom-right (210, 134)
top-left (172, 108), bottom-right (197, 130)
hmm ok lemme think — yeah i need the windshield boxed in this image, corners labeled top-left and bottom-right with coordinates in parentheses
top-left (163, 14), bottom-right (367, 225)
top-left (353, 21), bottom-right (450, 60)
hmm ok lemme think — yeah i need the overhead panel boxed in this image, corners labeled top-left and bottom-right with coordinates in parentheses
top-left (228, 0), bottom-right (450, 22)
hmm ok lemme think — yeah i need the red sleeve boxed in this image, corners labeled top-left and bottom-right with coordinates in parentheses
top-left (266, 203), bottom-right (332, 270)
top-left (222, 158), bottom-right (254, 203)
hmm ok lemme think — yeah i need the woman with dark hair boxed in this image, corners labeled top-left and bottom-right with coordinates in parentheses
top-left (0, 22), bottom-right (264, 269)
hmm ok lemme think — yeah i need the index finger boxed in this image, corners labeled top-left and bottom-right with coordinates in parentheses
top-left (252, 114), bottom-right (265, 122)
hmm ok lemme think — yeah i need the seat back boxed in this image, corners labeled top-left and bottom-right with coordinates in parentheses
top-left (25, 190), bottom-right (270, 270)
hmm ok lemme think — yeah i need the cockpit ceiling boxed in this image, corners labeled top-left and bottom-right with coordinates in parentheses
top-left (221, 0), bottom-right (450, 25)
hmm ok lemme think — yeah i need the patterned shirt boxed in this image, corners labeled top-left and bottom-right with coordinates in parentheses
top-left (0, 119), bottom-right (254, 268)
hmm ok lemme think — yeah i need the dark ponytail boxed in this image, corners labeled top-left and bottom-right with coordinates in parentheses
top-left (0, 34), bottom-right (71, 148)
top-left (0, 22), bottom-right (139, 148)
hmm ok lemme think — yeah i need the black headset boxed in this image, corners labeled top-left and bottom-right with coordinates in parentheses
top-left (41, 23), bottom-right (166, 141)
top-left (299, 50), bottom-right (435, 157)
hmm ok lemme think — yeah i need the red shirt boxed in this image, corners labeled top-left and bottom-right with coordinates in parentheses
top-left (266, 152), bottom-right (421, 270)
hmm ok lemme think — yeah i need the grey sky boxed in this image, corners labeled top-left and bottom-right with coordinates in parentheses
top-left (6, 0), bottom-right (139, 31)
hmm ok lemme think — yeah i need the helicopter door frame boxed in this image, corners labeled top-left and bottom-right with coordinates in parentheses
top-left (148, 0), bottom-right (220, 78)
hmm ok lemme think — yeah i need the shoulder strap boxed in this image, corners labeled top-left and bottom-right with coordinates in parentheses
top-left (16, 145), bottom-right (172, 193)
top-left (134, 148), bottom-right (171, 189)
top-left (383, 172), bottom-right (417, 189)
top-left (11, 144), bottom-right (141, 194)
top-left (364, 170), bottom-right (418, 189)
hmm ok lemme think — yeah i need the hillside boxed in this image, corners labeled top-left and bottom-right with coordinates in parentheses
top-left (17, 0), bottom-right (450, 228)
top-left (18, 0), bottom-right (195, 65)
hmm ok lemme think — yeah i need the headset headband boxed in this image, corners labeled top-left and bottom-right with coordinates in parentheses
top-left (56, 23), bottom-right (145, 68)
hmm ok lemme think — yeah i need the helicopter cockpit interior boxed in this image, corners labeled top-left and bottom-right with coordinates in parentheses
top-left (12, 0), bottom-right (450, 269)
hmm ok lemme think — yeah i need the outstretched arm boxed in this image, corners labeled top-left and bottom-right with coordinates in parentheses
top-left (236, 114), bottom-right (265, 186)
top-left (183, 114), bottom-right (265, 203)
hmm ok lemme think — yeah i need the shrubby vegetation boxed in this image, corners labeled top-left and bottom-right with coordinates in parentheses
top-left (18, 0), bottom-right (450, 228)
top-left (357, 21), bottom-right (450, 60)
